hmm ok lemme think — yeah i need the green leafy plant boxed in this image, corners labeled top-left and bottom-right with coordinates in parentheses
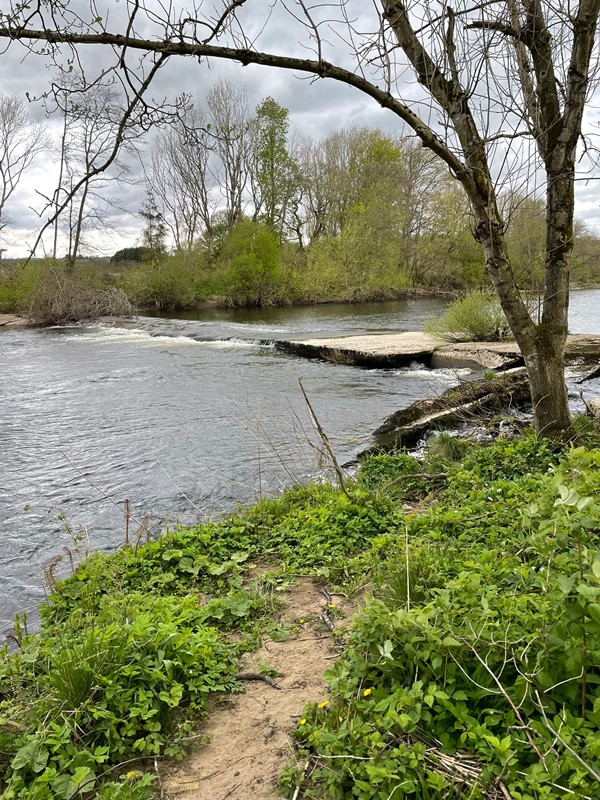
top-left (425, 288), bottom-right (511, 342)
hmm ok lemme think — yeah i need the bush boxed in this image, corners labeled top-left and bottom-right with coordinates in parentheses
top-left (111, 246), bottom-right (154, 265)
top-left (22, 263), bottom-right (133, 324)
top-left (218, 220), bottom-right (281, 306)
top-left (425, 287), bottom-right (511, 341)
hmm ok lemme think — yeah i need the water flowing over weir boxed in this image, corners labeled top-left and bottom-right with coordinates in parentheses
top-left (1, 292), bottom-right (599, 630)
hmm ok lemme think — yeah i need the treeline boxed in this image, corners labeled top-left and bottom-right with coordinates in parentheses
top-left (1, 80), bottom-right (600, 315)
top-left (119, 83), bottom-right (600, 308)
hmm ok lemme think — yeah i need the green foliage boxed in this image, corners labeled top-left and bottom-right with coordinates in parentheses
top-left (121, 252), bottom-right (205, 310)
top-left (0, 592), bottom-right (242, 798)
top-left (111, 247), bottom-right (154, 265)
top-left (357, 453), bottom-right (429, 501)
top-left (139, 193), bottom-right (167, 258)
top-left (217, 219), bottom-right (281, 306)
top-left (254, 97), bottom-right (298, 235)
top-left (6, 431), bottom-right (600, 799)
top-left (282, 437), bottom-right (600, 800)
top-left (425, 431), bottom-right (469, 471)
top-left (425, 288), bottom-right (511, 342)
top-left (0, 477), bottom-right (402, 797)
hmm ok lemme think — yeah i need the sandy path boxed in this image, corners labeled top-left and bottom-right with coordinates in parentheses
top-left (162, 580), bottom-right (358, 800)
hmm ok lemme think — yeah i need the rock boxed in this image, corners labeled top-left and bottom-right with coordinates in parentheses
top-left (262, 725), bottom-right (276, 741)
top-left (273, 332), bottom-right (443, 368)
top-left (585, 398), bottom-right (600, 419)
top-left (0, 314), bottom-right (28, 328)
top-left (272, 332), bottom-right (600, 371)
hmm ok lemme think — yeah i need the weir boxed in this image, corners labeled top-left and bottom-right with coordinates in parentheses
top-left (272, 332), bottom-right (600, 371)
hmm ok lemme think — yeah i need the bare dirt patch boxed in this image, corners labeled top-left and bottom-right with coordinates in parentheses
top-left (162, 580), bottom-right (359, 800)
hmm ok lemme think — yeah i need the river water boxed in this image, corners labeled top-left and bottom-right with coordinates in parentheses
top-left (1, 291), bottom-right (599, 628)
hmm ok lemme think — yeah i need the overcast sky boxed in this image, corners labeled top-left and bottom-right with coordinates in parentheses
top-left (1, 0), bottom-right (599, 258)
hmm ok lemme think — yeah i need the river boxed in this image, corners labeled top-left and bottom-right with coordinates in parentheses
top-left (1, 290), bottom-right (599, 629)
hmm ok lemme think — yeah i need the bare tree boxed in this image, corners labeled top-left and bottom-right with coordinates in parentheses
top-left (150, 102), bottom-right (215, 252)
top-left (206, 79), bottom-right (252, 230)
top-left (42, 79), bottom-right (135, 263)
top-left (0, 95), bottom-right (47, 235)
top-left (1, 0), bottom-right (599, 434)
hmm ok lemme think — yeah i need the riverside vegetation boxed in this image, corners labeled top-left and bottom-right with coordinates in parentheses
top-left (3, 424), bottom-right (600, 798)
top-left (2, 110), bottom-right (600, 322)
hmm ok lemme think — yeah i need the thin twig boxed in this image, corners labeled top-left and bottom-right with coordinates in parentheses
top-left (218, 784), bottom-right (240, 800)
top-left (292, 759), bottom-right (309, 800)
top-left (298, 378), bottom-right (349, 497)
top-left (124, 498), bottom-right (130, 547)
top-left (535, 690), bottom-right (600, 783)
top-left (497, 780), bottom-right (513, 800)
top-left (156, 457), bottom-right (209, 520)
top-left (59, 449), bottom-right (144, 526)
top-left (464, 641), bottom-right (548, 770)
top-left (235, 672), bottom-right (282, 690)
top-left (154, 756), bottom-right (164, 799)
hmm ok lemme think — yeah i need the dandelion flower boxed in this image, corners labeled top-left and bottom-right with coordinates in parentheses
top-left (363, 688), bottom-right (373, 697)
top-left (318, 700), bottom-right (329, 708)
top-left (299, 718), bottom-right (307, 726)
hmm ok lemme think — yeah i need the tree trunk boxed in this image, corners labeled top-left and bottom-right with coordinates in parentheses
top-left (522, 327), bottom-right (571, 436)
top-left (476, 210), bottom-right (572, 437)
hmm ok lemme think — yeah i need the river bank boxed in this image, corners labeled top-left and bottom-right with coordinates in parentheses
top-left (0, 314), bottom-right (27, 328)
top-left (2, 428), bottom-right (600, 799)
top-left (3, 294), bottom-right (600, 797)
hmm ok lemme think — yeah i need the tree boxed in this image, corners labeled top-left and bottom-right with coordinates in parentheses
top-left (140, 193), bottom-right (167, 257)
top-left (43, 79), bottom-right (134, 264)
top-left (219, 219), bottom-right (281, 305)
top-left (1, 0), bottom-right (598, 434)
top-left (150, 102), bottom-right (215, 253)
top-left (0, 95), bottom-right (47, 236)
top-left (206, 79), bottom-right (252, 231)
top-left (252, 97), bottom-right (298, 236)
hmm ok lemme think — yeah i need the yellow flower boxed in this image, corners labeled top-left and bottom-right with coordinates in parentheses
top-left (318, 700), bottom-right (329, 708)
top-left (125, 771), bottom-right (140, 780)
top-left (299, 718), bottom-right (307, 726)
top-left (363, 688), bottom-right (373, 697)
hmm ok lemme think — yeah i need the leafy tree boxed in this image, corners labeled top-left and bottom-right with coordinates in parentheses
top-left (252, 97), bottom-right (298, 236)
top-left (219, 219), bottom-right (280, 305)
top-left (111, 246), bottom-right (154, 265)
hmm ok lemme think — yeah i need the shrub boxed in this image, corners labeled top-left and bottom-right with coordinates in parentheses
top-left (425, 287), bottom-right (511, 341)
top-left (22, 263), bottom-right (133, 324)
top-left (111, 246), bottom-right (154, 265)
top-left (218, 220), bottom-right (281, 306)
